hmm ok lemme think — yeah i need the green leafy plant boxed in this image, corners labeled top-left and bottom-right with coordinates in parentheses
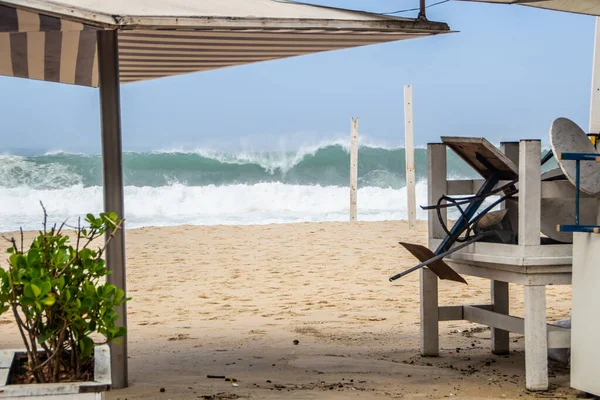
top-left (0, 204), bottom-right (129, 383)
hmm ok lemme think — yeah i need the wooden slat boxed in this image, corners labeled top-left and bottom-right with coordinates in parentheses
top-left (438, 305), bottom-right (462, 321)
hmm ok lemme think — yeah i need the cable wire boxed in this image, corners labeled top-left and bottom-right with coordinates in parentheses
top-left (380, 0), bottom-right (451, 15)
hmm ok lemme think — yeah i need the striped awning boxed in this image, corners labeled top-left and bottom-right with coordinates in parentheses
top-left (0, 0), bottom-right (451, 87)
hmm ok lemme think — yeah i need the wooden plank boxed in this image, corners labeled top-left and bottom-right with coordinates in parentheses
top-left (427, 143), bottom-right (446, 242)
top-left (501, 142), bottom-right (520, 238)
top-left (464, 305), bottom-right (525, 334)
top-left (429, 238), bottom-right (573, 265)
top-left (519, 140), bottom-right (542, 247)
top-left (448, 261), bottom-right (572, 286)
top-left (446, 179), bottom-right (511, 195)
top-left (491, 280), bottom-right (510, 355)
top-left (349, 117), bottom-right (358, 222)
top-left (439, 304), bottom-right (493, 321)
top-left (441, 136), bottom-right (518, 180)
top-left (420, 267), bottom-right (439, 356)
top-left (404, 85), bottom-right (416, 229)
top-left (524, 285), bottom-right (548, 391)
top-left (438, 305), bottom-right (463, 321)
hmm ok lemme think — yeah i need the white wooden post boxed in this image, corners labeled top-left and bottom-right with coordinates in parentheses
top-left (491, 142), bottom-right (518, 356)
top-left (404, 85), bottom-right (417, 228)
top-left (590, 17), bottom-right (600, 134)
top-left (518, 140), bottom-right (541, 247)
top-left (421, 143), bottom-right (446, 357)
top-left (350, 118), bottom-right (359, 222)
top-left (519, 139), bottom-right (547, 391)
top-left (525, 285), bottom-right (548, 391)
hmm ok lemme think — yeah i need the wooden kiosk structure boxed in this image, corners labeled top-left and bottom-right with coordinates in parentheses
top-left (422, 139), bottom-right (574, 391)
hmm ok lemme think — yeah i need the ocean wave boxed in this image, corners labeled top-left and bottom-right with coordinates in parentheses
top-left (0, 181), bottom-right (431, 232)
top-left (0, 142), bottom-right (483, 190)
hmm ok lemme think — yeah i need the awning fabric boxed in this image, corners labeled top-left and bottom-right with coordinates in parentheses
top-left (460, 0), bottom-right (600, 16)
top-left (0, 0), bottom-right (450, 87)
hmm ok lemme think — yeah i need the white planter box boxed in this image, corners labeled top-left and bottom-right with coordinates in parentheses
top-left (0, 345), bottom-right (111, 399)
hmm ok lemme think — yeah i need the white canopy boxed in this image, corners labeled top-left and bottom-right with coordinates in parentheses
top-left (0, 0), bottom-right (450, 86)
top-left (461, 0), bottom-right (600, 16)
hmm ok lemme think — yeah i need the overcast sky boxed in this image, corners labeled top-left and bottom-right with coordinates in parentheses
top-left (0, 1), bottom-right (594, 154)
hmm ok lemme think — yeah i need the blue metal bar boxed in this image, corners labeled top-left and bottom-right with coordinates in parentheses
top-left (576, 159), bottom-right (580, 226)
top-left (559, 152), bottom-right (600, 161)
top-left (558, 225), bottom-right (600, 233)
top-left (558, 151), bottom-right (600, 233)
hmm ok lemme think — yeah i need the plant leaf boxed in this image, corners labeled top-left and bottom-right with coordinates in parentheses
top-left (40, 296), bottom-right (56, 306)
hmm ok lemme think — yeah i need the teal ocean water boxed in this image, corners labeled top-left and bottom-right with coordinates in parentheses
top-left (0, 142), bottom-right (485, 231)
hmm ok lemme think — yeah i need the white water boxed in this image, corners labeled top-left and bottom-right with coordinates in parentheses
top-left (0, 181), bottom-right (429, 232)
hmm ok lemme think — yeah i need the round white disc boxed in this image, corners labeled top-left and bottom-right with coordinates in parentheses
top-left (549, 117), bottom-right (600, 196)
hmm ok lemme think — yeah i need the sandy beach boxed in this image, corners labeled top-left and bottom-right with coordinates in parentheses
top-left (0, 221), bottom-right (575, 399)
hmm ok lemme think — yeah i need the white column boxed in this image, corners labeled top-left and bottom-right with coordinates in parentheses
top-left (404, 85), bottom-right (417, 228)
top-left (590, 17), bottom-right (600, 134)
top-left (350, 117), bottom-right (359, 222)
top-left (97, 29), bottom-right (128, 389)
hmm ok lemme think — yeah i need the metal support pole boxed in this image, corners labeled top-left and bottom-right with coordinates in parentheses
top-left (97, 29), bottom-right (128, 389)
top-left (350, 118), bottom-right (359, 222)
top-left (404, 85), bottom-right (417, 229)
top-left (418, 0), bottom-right (426, 19)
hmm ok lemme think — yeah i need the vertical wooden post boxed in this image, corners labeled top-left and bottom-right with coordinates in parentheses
top-left (525, 285), bottom-right (548, 391)
top-left (590, 17), bottom-right (600, 134)
top-left (518, 140), bottom-right (541, 247)
top-left (491, 281), bottom-right (509, 355)
top-left (404, 85), bottom-right (416, 229)
top-left (490, 142), bottom-right (518, 356)
top-left (518, 139), bottom-right (547, 391)
top-left (350, 118), bottom-right (359, 222)
top-left (98, 29), bottom-right (128, 389)
top-left (421, 143), bottom-right (446, 357)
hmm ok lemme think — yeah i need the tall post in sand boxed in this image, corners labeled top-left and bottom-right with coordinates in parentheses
top-left (404, 85), bottom-right (417, 228)
top-left (350, 118), bottom-right (359, 221)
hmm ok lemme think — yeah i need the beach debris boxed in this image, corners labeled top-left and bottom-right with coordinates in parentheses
top-left (266, 380), bottom-right (272, 383)
top-left (232, 383), bottom-right (239, 387)
top-left (207, 375), bottom-right (226, 379)
top-left (159, 387), bottom-right (166, 392)
top-left (200, 394), bottom-right (242, 400)
top-left (225, 377), bottom-right (239, 382)
top-left (293, 339), bottom-right (300, 345)
top-left (167, 333), bottom-right (191, 341)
